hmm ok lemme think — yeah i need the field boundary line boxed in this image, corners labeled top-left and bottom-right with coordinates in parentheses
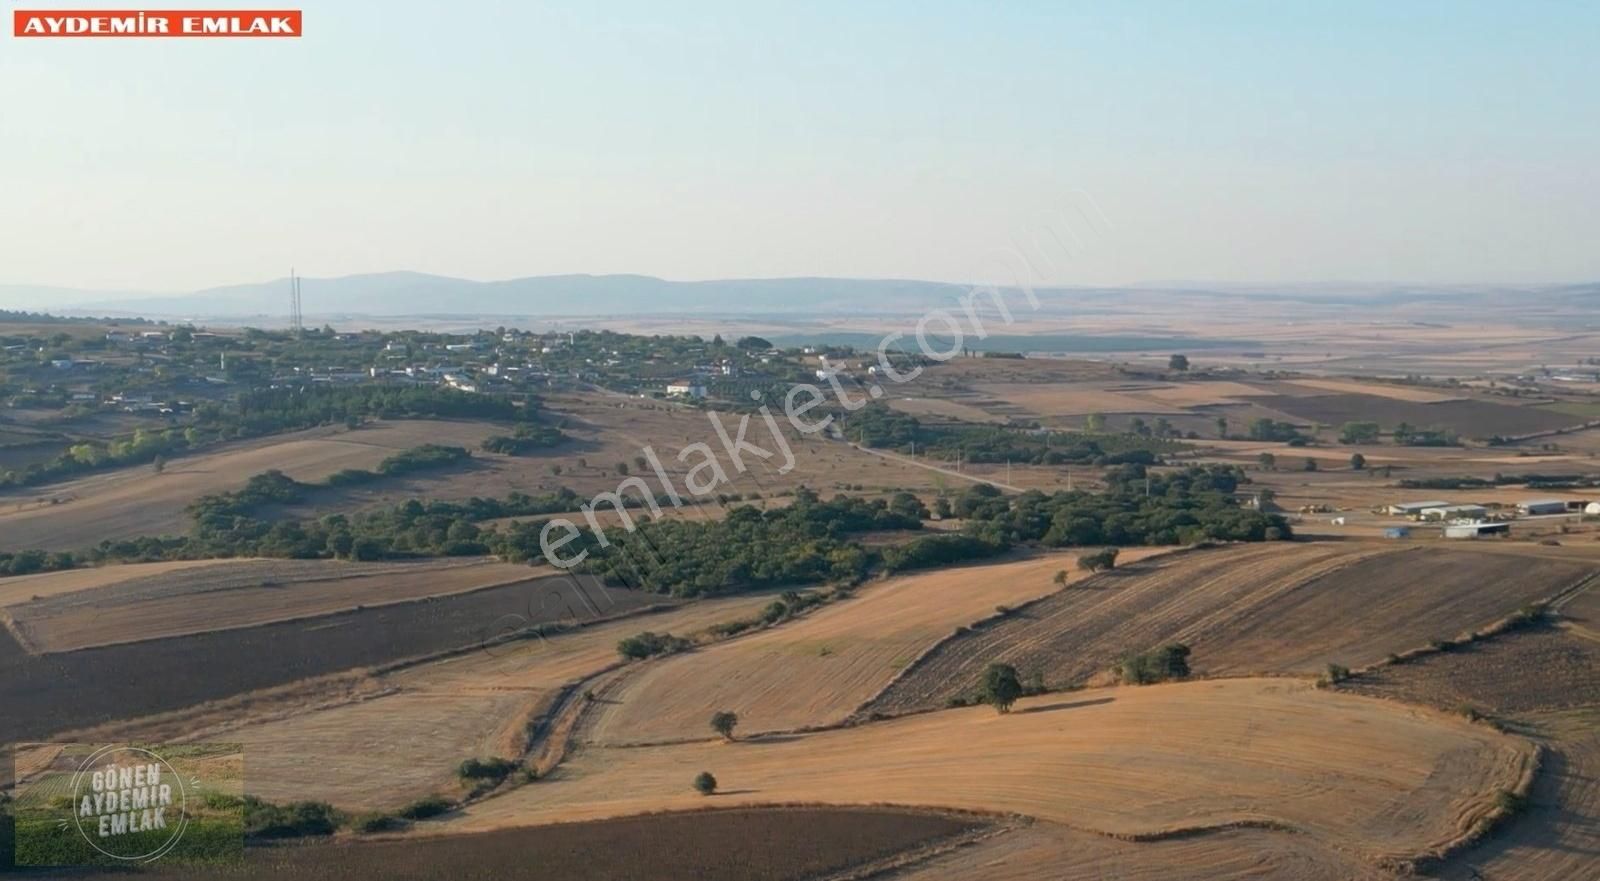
top-left (0, 608), bottom-right (39, 656)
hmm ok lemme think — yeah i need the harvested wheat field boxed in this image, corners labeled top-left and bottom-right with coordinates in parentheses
top-left (581, 552), bottom-right (1169, 746)
top-left (868, 543), bottom-right (1594, 715)
top-left (7, 557), bottom-right (543, 652)
top-left (449, 679), bottom-right (1531, 869)
top-left (1434, 707), bottom-right (1600, 881)
top-left (0, 558), bottom-right (231, 608)
top-left (888, 820), bottom-right (1391, 881)
top-left (0, 419), bottom-right (498, 550)
top-left (1348, 625), bottom-right (1600, 717)
top-left (233, 591), bottom-right (778, 808)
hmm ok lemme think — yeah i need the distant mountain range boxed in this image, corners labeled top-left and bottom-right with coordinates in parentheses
top-left (0, 273), bottom-right (978, 319)
top-left (2, 271), bottom-right (1598, 321)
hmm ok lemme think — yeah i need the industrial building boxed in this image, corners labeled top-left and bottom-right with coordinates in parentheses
top-left (1517, 499), bottom-right (1569, 516)
top-left (1443, 522), bottom-right (1510, 539)
top-left (1387, 500), bottom-right (1450, 516)
top-left (1419, 504), bottom-right (1488, 522)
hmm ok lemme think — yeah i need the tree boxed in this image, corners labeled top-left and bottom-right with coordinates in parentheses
top-left (633, 455), bottom-right (648, 471)
top-left (1215, 416), bottom-right (1228, 439)
top-left (982, 663), bottom-right (1024, 714)
top-left (1338, 421), bottom-right (1380, 445)
top-left (616, 462), bottom-right (629, 476)
top-left (1168, 354), bottom-right (1190, 371)
top-left (1052, 569), bottom-right (1069, 586)
top-left (736, 336), bottom-right (773, 350)
top-left (1257, 452), bottom-right (1276, 470)
top-left (1077, 548), bottom-right (1118, 572)
top-left (1303, 457), bottom-right (1319, 472)
top-left (710, 710), bottom-right (739, 741)
top-left (693, 771), bottom-right (718, 796)
top-left (1349, 452), bottom-right (1366, 470)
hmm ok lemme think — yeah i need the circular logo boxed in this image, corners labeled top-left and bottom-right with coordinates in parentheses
top-left (69, 746), bottom-right (188, 862)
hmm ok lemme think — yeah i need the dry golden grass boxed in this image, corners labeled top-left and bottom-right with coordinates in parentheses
top-left (0, 419), bottom-right (499, 549)
top-left (9, 558), bottom-right (543, 652)
top-left (581, 552), bottom-right (1169, 746)
top-left (887, 396), bottom-right (1009, 423)
top-left (448, 679), bottom-right (1531, 868)
top-left (0, 559), bottom-right (231, 608)
top-left (1433, 707), bottom-right (1600, 881)
top-left (230, 593), bottom-right (776, 809)
top-left (972, 383), bottom-right (1186, 417)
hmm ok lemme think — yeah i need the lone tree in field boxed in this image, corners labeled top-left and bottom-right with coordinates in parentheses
top-left (710, 710), bottom-right (739, 741)
top-left (693, 771), bottom-right (718, 796)
top-left (983, 663), bottom-right (1024, 714)
top-left (1052, 570), bottom-right (1069, 586)
top-left (1349, 452), bottom-right (1366, 471)
top-left (1168, 354), bottom-right (1190, 371)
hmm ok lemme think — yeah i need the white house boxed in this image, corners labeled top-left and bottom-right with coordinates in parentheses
top-left (665, 379), bottom-right (707, 399)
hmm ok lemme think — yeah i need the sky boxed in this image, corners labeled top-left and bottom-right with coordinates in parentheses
top-left (1, 0), bottom-right (1597, 293)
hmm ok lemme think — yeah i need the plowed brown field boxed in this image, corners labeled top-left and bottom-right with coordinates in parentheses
top-left (888, 821), bottom-right (1392, 881)
top-left (7, 557), bottom-right (543, 652)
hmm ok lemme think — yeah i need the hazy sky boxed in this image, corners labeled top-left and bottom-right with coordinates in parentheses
top-left (2, 0), bottom-right (1597, 292)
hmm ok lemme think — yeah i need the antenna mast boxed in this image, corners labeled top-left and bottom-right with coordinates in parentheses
top-left (289, 269), bottom-right (304, 333)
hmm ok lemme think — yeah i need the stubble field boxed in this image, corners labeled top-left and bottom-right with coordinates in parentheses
top-left (868, 543), bottom-right (1594, 715)
top-left (447, 679), bottom-right (1532, 871)
top-left (579, 551), bottom-right (1170, 747)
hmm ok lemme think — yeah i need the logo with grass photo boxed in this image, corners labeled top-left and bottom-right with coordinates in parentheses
top-left (9, 742), bottom-right (244, 867)
top-left (69, 745), bottom-right (187, 861)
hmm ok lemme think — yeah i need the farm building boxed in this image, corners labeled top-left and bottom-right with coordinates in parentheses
top-left (664, 379), bottom-right (707, 399)
top-left (1443, 522), bottom-right (1510, 539)
top-left (1386, 501), bottom-right (1450, 516)
top-left (1419, 504), bottom-right (1488, 522)
top-left (1517, 499), bottom-right (1568, 516)
top-left (1383, 526), bottom-right (1411, 539)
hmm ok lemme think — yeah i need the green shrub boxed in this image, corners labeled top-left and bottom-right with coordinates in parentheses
top-left (1116, 644), bottom-right (1192, 685)
top-left (457, 757), bottom-right (518, 783)
top-left (351, 812), bottom-right (407, 834)
top-left (398, 795), bottom-right (453, 821)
